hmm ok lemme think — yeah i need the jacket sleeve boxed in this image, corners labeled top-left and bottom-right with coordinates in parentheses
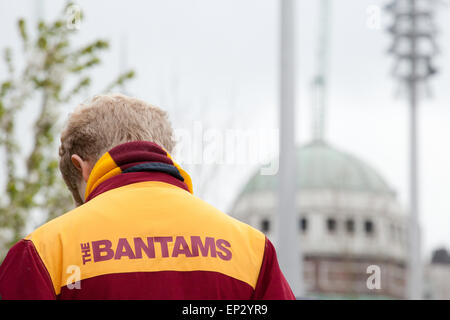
top-left (252, 237), bottom-right (296, 300)
top-left (0, 239), bottom-right (56, 300)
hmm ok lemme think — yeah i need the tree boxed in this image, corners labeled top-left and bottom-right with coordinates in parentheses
top-left (0, 3), bottom-right (134, 258)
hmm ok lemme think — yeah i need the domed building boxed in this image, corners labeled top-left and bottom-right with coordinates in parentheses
top-left (231, 141), bottom-right (408, 299)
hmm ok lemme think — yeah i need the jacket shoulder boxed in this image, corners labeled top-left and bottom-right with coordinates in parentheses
top-left (26, 200), bottom-right (97, 243)
top-left (24, 201), bottom-right (101, 293)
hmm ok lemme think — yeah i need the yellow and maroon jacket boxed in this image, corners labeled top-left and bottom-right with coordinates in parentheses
top-left (0, 141), bottom-right (294, 300)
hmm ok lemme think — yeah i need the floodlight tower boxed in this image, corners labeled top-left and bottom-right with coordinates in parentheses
top-left (277, 0), bottom-right (303, 297)
top-left (385, 0), bottom-right (439, 300)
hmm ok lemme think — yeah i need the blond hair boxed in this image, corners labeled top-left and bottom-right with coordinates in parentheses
top-left (59, 93), bottom-right (175, 204)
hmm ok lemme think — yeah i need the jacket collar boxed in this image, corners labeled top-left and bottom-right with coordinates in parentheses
top-left (84, 141), bottom-right (193, 202)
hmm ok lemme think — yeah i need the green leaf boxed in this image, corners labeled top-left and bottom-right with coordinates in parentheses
top-left (1, 81), bottom-right (12, 93)
top-left (0, 101), bottom-right (4, 118)
top-left (18, 19), bottom-right (27, 42)
top-left (37, 36), bottom-right (47, 49)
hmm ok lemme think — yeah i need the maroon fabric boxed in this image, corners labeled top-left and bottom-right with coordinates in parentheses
top-left (86, 171), bottom-right (190, 202)
top-left (0, 239), bottom-right (56, 300)
top-left (252, 238), bottom-right (296, 300)
top-left (119, 161), bottom-right (150, 171)
top-left (58, 270), bottom-right (254, 300)
top-left (108, 141), bottom-right (173, 169)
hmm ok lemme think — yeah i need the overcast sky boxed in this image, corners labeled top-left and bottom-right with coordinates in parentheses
top-left (1, 0), bottom-right (449, 258)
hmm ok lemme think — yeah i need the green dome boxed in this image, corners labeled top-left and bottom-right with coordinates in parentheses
top-left (242, 142), bottom-right (394, 196)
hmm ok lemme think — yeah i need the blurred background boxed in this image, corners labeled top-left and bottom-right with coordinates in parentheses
top-left (0, 0), bottom-right (449, 299)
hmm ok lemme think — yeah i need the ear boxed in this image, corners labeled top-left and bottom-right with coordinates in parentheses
top-left (71, 154), bottom-right (91, 183)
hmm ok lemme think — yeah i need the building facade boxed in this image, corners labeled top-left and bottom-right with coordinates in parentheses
top-left (424, 248), bottom-right (450, 300)
top-left (231, 141), bottom-right (408, 299)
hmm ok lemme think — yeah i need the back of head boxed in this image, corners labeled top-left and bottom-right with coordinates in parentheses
top-left (59, 93), bottom-right (175, 205)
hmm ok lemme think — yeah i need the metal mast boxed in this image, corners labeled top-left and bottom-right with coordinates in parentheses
top-left (311, 0), bottom-right (331, 142)
top-left (277, 0), bottom-right (303, 297)
top-left (386, 0), bottom-right (439, 300)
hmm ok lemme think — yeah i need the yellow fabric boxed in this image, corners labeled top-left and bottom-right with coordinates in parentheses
top-left (27, 181), bottom-right (266, 295)
top-left (84, 152), bottom-right (120, 200)
top-left (165, 152), bottom-right (193, 194)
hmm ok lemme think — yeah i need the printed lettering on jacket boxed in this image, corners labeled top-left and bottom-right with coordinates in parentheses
top-left (80, 235), bottom-right (232, 264)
